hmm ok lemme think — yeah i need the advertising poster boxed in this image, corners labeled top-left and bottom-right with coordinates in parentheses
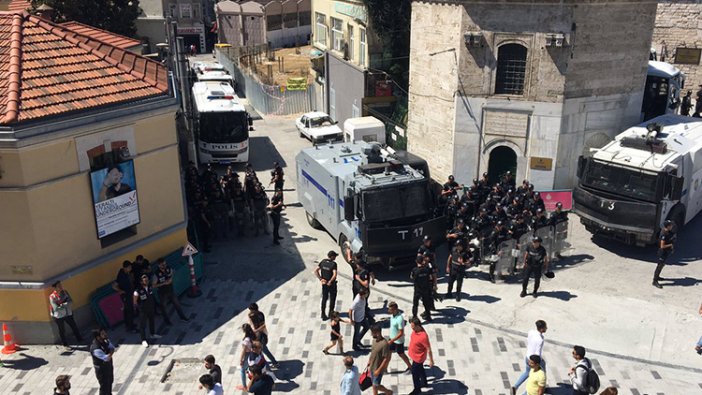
top-left (90, 160), bottom-right (140, 238)
top-left (539, 190), bottom-right (573, 211)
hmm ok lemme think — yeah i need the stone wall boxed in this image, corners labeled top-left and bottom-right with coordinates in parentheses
top-left (653, 0), bottom-right (702, 97)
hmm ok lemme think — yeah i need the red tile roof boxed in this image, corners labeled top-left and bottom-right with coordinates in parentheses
top-left (2, 0), bottom-right (30, 12)
top-left (0, 11), bottom-right (169, 125)
top-left (59, 21), bottom-right (143, 51)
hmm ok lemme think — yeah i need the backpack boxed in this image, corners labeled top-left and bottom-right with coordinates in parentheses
top-left (576, 358), bottom-right (600, 394)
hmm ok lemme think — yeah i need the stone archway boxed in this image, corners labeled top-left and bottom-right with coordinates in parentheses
top-left (487, 145), bottom-right (517, 185)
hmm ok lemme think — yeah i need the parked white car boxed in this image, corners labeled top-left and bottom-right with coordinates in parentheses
top-left (295, 112), bottom-right (343, 143)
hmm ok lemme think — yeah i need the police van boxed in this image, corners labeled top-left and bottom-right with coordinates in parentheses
top-left (191, 81), bottom-right (252, 164)
top-left (296, 142), bottom-right (445, 268)
top-left (574, 115), bottom-right (702, 245)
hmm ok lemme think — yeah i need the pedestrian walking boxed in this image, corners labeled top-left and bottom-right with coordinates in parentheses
top-left (199, 374), bottom-right (224, 395)
top-left (410, 257), bottom-right (434, 322)
top-left (246, 365), bottom-right (274, 394)
top-left (524, 355), bottom-right (546, 395)
top-left (653, 220), bottom-right (675, 289)
top-left (246, 341), bottom-right (278, 381)
top-left (568, 345), bottom-right (594, 395)
top-left (407, 317), bottom-right (434, 395)
top-left (367, 324), bottom-right (393, 395)
top-left (133, 274), bottom-right (162, 347)
top-left (267, 189), bottom-right (284, 245)
top-left (386, 302), bottom-right (411, 372)
top-left (323, 311), bottom-right (349, 354)
top-left (53, 374), bottom-right (71, 395)
top-left (681, 90), bottom-right (692, 116)
top-left (340, 355), bottom-right (362, 395)
top-left (316, 250), bottom-right (339, 320)
top-left (236, 324), bottom-right (256, 390)
top-left (350, 289), bottom-right (370, 351)
top-left (352, 252), bottom-right (375, 320)
top-left (204, 354), bottom-right (222, 385)
top-left (512, 320), bottom-right (548, 395)
top-left (445, 242), bottom-right (469, 301)
top-left (49, 281), bottom-right (83, 348)
top-left (112, 261), bottom-right (136, 332)
top-left (521, 237), bottom-right (549, 298)
top-left (248, 303), bottom-right (279, 367)
top-left (90, 328), bottom-right (115, 395)
top-left (153, 258), bottom-right (190, 323)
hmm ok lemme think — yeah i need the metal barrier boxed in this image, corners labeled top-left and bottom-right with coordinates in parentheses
top-left (217, 47), bottom-right (313, 116)
top-left (551, 221), bottom-right (569, 259)
top-left (495, 239), bottom-right (517, 277)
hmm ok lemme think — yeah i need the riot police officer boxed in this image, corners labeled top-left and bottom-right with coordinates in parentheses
top-left (315, 251), bottom-right (338, 320)
top-left (267, 189), bottom-right (284, 245)
top-left (488, 221), bottom-right (510, 283)
top-left (528, 191), bottom-right (546, 213)
top-left (521, 236), bottom-right (548, 298)
top-left (410, 257), bottom-right (435, 322)
top-left (549, 202), bottom-right (568, 226)
top-left (446, 219), bottom-right (468, 250)
top-left (230, 183), bottom-right (248, 237)
top-left (270, 162), bottom-right (285, 191)
top-left (446, 241), bottom-right (469, 301)
top-left (252, 184), bottom-right (270, 236)
top-left (653, 220), bottom-right (676, 289)
top-left (532, 208), bottom-right (549, 230)
top-left (417, 235), bottom-right (436, 262)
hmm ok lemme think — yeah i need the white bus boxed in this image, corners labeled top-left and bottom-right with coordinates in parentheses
top-left (192, 61), bottom-right (236, 88)
top-left (191, 81), bottom-right (252, 164)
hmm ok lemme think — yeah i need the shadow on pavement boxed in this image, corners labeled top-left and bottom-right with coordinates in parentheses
top-left (465, 294), bottom-right (501, 304)
top-left (429, 379), bottom-right (469, 395)
top-left (276, 359), bottom-right (304, 381)
top-left (659, 276), bottom-right (702, 287)
top-left (429, 306), bottom-right (469, 325)
top-left (0, 352), bottom-right (48, 370)
top-left (536, 290), bottom-right (578, 301)
top-left (552, 253), bottom-right (594, 269)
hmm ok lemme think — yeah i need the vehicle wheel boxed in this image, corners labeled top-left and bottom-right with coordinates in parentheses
top-left (306, 211), bottom-right (322, 229)
top-left (299, 130), bottom-right (304, 138)
top-left (339, 234), bottom-right (352, 265)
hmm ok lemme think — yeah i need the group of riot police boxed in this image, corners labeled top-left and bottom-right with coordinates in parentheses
top-left (406, 172), bottom-right (570, 319)
top-left (184, 161), bottom-right (286, 251)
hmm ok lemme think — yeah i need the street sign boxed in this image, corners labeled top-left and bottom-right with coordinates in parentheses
top-left (182, 242), bottom-right (198, 256)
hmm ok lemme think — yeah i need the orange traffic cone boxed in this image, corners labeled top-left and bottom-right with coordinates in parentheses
top-left (2, 323), bottom-right (17, 354)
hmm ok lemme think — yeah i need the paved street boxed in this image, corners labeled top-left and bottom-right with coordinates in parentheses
top-left (1, 114), bottom-right (701, 394)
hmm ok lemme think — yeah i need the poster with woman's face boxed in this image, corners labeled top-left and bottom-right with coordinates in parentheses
top-left (90, 161), bottom-right (136, 204)
top-left (89, 160), bottom-right (140, 238)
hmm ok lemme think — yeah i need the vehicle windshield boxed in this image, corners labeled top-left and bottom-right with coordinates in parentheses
top-left (362, 181), bottom-right (430, 222)
top-left (199, 111), bottom-right (249, 143)
top-left (310, 116), bottom-right (334, 128)
top-left (582, 160), bottom-right (658, 202)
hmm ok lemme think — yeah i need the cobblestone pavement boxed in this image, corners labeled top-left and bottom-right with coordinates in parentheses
top-left (1, 115), bottom-right (701, 394)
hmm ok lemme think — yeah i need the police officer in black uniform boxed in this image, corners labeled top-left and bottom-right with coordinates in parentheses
top-left (270, 161), bottom-right (284, 191)
top-left (653, 220), bottom-right (676, 289)
top-left (112, 261), bottom-right (136, 333)
top-left (315, 251), bottom-right (338, 320)
top-left (446, 219), bottom-right (468, 250)
top-left (410, 257), bottom-right (434, 322)
top-left (268, 189), bottom-right (284, 245)
top-left (532, 208), bottom-right (549, 230)
top-left (521, 236), bottom-right (548, 298)
top-left (230, 183), bottom-right (248, 237)
top-left (153, 258), bottom-right (189, 323)
top-left (549, 202), bottom-right (568, 226)
top-left (445, 241), bottom-right (470, 301)
top-left (133, 274), bottom-right (161, 346)
top-left (90, 328), bottom-right (115, 395)
top-left (488, 221), bottom-right (510, 283)
top-left (417, 235), bottom-right (436, 262)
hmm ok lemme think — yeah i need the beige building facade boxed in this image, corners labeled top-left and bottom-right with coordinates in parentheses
top-left (407, 0), bottom-right (659, 190)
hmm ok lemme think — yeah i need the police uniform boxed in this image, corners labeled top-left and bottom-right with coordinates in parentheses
top-left (252, 189), bottom-right (270, 236)
top-left (272, 165), bottom-right (285, 191)
top-left (231, 188), bottom-right (248, 236)
top-left (488, 224), bottom-right (510, 282)
top-left (154, 265), bottom-right (188, 322)
top-left (317, 256), bottom-right (338, 319)
top-left (653, 223), bottom-right (676, 288)
top-left (410, 263), bottom-right (434, 321)
top-left (269, 192), bottom-right (283, 244)
top-left (446, 245), bottom-right (468, 301)
top-left (521, 240), bottom-right (547, 297)
top-left (134, 283), bottom-right (157, 342)
top-left (90, 334), bottom-right (115, 395)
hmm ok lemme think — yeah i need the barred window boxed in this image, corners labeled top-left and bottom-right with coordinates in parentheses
top-left (495, 44), bottom-right (527, 95)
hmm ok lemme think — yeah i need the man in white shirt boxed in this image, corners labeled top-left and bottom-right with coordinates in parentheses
top-left (349, 289), bottom-right (369, 352)
top-left (511, 320), bottom-right (547, 395)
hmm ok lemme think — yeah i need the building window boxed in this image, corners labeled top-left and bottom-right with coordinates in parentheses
top-left (347, 24), bottom-right (354, 61)
top-left (180, 3), bottom-right (192, 19)
top-left (169, 4), bottom-right (177, 17)
top-left (315, 12), bottom-right (327, 47)
top-left (331, 17), bottom-right (343, 52)
top-left (359, 28), bottom-right (366, 67)
top-left (495, 43), bottom-right (528, 95)
top-left (193, 3), bottom-right (201, 20)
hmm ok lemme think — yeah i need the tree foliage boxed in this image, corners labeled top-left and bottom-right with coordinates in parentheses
top-left (362, 0), bottom-right (411, 91)
top-left (31, 0), bottom-right (141, 37)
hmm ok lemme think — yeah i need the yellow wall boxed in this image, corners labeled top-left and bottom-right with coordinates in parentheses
top-left (0, 111), bottom-right (185, 281)
top-left (0, 227), bottom-right (187, 322)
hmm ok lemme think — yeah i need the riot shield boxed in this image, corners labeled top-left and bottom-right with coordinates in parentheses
top-left (495, 239), bottom-right (516, 277)
top-left (515, 232), bottom-right (533, 272)
top-left (552, 220), bottom-right (569, 260)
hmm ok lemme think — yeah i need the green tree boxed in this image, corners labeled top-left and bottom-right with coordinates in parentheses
top-left (362, 0), bottom-right (411, 91)
top-left (31, 0), bottom-right (141, 37)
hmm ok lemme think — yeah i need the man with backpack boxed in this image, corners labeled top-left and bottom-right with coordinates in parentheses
top-left (568, 345), bottom-right (600, 394)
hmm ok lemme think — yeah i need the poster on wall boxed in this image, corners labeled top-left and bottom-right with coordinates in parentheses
top-left (89, 160), bottom-right (140, 239)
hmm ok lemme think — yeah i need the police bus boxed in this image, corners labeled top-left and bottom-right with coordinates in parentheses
top-left (192, 61), bottom-right (236, 90)
top-left (191, 81), bottom-right (252, 164)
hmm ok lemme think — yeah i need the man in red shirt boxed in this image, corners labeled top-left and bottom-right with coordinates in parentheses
top-left (408, 317), bottom-right (434, 394)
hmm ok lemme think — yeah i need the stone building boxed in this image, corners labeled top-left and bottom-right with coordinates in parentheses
top-left (652, 0), bottom-right (702, 102)
top-left (0, 11), bottom-right (185, 343)
top-left (406, 0), bottom-right (659, 190)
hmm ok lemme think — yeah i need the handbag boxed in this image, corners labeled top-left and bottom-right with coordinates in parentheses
top-left (359, 368), bottom-right (372, 391)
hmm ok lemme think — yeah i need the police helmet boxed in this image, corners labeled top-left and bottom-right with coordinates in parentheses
top-left (327, 250), bottom-right (338, 258)
top-left (482, 172), bottom-right (488, 177)
top-left (448, 175), bottom-right (455, 180)
top-left (556, 202), bottom-right (563, 209)
top-left (533, 236), bottom-right (542, 243)
top-left (505, 171), bottom-right (511, 176)
top-left (423, 235), bottom-right (431, 242)
top-left (496, 203), bottom-right (502, 208)
top-left (508, 189), bottom-right (514, 194)
top-left (496, 220), bottom-right (503, 227)
top-left (663, 219), bottom-right (674, 228)
top-left (528, 184), bottom-right (535, 191)
top-left (422, 250), bottom-right (433, 257)
top-left (473, 178), bottom-right (479, 185)
top-left (522, 179), bottom-right (529, 185)
top-left (456, 218), bottom-right (465, 225)
top-left (480, 207), bottom-right (487, 213)
top-left (534, 191), bottom-right (541, 198)
top-left (536, 208), bottom-right (544, 214)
